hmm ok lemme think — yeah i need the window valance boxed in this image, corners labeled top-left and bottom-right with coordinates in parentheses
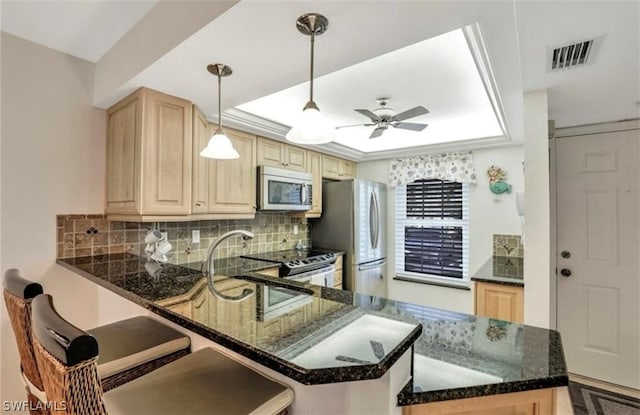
top-left (389, 152), bottom-right (477, 187)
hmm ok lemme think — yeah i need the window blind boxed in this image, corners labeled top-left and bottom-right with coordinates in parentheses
top-left (396, 179), bottom-right (469, 281)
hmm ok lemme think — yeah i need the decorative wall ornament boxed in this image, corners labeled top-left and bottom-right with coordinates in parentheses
top-left (389, 152), bottom-right (477, 187)
top-left (486, 165), bottom-right (512, 195)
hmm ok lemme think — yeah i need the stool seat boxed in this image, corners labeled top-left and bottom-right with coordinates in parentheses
top-left (30, 294), bottom-right (295, 415)
top-left (88, 316), bottom-right (190, 379)
top-left (104, 348), bottom-right (294, 415)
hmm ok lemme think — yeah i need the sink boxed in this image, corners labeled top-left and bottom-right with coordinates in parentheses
top-left (291, 314), bottom-right (418, 369)
top-left (413, 354), bottom-right (502, 391)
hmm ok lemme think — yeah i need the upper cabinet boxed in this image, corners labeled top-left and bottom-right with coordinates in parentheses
top-left (207, 126), bottom-right (257, 216)
top-left (305, 151), bottom-right (323, 218)
top-left (106, 88), bottom-right (192, 218)
top-left (105, 88), bottom-right (356, 221)
top-left (257, 137), bottom-right (307, 171)
top-left (322, 155), bottom-right (355, 180)
top-left (192, 106), bottom-right (209, 214)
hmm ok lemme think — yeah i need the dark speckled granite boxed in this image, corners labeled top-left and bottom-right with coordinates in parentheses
top-left (57, 253), bottom-right (567, 402)
top-left (57, 254), bottom-right (422, 385)
top-left (471, 256), bottom-right (525, 286)
top-left (387, 301), bottom-right (568, 405)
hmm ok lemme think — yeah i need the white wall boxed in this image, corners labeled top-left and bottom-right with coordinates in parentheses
top-left (357, 146), bottom-right (524, 314)
top-left (522, 90), bottom-right (552, 329)
top-left (0, 33), bottom-right (106, 408)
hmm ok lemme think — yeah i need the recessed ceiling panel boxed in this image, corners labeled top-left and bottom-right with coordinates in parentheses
top-left (237, 28), bottom-right (504, 153)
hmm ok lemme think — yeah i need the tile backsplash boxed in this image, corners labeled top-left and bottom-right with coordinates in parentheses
top-left (492, 234), bottom-right (524, 258)
top-left (57, 213), bottom-right (310, 264)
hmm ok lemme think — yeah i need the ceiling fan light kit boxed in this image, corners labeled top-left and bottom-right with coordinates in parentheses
top-left (285, 13), bottom-right (335, 145)
top-left (200, 63), bottom-right (240, 159)
top-left (337, 97), bottom-right (430, 139)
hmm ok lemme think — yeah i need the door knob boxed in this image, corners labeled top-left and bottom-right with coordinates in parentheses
top-left (560, 268), bottom-right (572, 277)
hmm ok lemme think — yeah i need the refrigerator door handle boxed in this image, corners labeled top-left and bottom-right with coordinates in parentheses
top-left (369, 191), bottom-right (376, 249)
top-left (358, 259), bottom-right (386, 271)
top-left (372, 191), bottom-right (380, 250)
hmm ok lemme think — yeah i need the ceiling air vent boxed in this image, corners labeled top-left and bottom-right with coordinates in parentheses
top-left (547, 37), bottom-right (601, 72)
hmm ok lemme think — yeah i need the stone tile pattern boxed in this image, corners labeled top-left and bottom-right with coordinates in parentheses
top-left (492, 234), bottom-right (524, 258)
top-left (56, 212), bottom-right (310, 264)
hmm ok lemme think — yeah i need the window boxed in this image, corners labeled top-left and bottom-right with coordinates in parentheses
top-left (395, 179), bottom-right (469, 282)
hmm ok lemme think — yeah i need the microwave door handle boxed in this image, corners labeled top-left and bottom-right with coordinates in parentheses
top-left (300, 184), bottom-right (308, 205)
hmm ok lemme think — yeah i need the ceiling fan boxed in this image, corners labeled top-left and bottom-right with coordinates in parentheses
top-left (336, 98), bottom-right (429, 138)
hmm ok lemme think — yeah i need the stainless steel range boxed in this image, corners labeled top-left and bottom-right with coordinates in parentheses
top-left (244, 249), bottom-right (337, 321)
top-left (241, 249), bottom-right (336, 278)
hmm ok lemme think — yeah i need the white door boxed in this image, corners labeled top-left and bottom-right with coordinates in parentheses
top-left (556, 127), bottom-right (639, 389)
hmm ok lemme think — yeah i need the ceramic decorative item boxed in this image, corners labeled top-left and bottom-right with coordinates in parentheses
top-left (486, 319), bottom-right (509, 342)
top-left (487, 165), bottom-right (512, 195)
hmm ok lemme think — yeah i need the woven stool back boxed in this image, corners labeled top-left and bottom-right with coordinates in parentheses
top-left (3, 269), bottom-right (44, 391)
top-left (31, 294), bottom-right (106, 415)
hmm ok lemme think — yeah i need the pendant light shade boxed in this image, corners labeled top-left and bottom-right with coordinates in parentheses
top-left (200, 64), bottom-right (239, 159)
top-left (285, 13), bottom-right (335, 145)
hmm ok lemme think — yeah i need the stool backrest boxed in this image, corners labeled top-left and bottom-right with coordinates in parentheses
top-left (3, 269), bottom-right (44, 390)
top-left (31, 294), bottom-right (106, 415)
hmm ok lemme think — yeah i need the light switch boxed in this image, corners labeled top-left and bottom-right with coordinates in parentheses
top-left (192, 230), bottom-right (200, 244)
top-left (161, 232), bottom-right (168, 240)
top-left (293, 225), bottom-right (299, 235)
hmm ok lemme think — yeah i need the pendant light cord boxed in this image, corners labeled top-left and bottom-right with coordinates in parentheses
top-left (217, 72), bottom-right (222, 130)
top-left (309, 31), bottom-right (315, 103)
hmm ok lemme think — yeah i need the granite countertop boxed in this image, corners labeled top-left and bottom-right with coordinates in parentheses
top-left (58, 253), bottom-right (567, 403)
top-left (471, 256), bottom-right (524, 287)
top-left (57, 253), bottom-right (422, 385)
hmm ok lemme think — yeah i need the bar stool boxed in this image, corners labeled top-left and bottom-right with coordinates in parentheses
top-left (3, 269), bottom-right (191, 408)
top-left (31, 294), bottom-right (294, 415)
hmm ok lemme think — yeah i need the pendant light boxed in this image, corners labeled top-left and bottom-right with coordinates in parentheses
top-left (285, 13), bottom-right (336, 145)
top-left (200, 63), bottom-right (239, 159)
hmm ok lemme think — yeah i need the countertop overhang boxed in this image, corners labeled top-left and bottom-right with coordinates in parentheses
top-left (56, 254), bottom-right (422, 385)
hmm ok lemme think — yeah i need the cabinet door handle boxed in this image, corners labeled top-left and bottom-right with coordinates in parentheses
top-left (195, 202), bottom-right (202, 207)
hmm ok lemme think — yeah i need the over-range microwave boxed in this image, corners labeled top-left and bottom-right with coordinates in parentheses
top-left (258, 165), bottom-right (312, 211)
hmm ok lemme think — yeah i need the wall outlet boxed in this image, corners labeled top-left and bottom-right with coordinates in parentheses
top-left (293, 225), bottom-right (299, 235)
top-left (161, 232), bottom-right (168, 240)
top-left (192, 230), bottom-right (200, 244)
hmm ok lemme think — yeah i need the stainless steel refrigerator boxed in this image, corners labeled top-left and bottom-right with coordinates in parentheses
top-left (311, 179), bottom-right (386, 296)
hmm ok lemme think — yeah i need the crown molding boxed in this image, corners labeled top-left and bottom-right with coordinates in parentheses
top-left (220, 108), bottom-right (519, 162)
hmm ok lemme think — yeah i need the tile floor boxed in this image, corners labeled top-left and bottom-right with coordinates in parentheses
top-left (556, 374), bottom-right (640, 414)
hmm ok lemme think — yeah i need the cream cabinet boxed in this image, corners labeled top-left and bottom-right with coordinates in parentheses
top-left (322, 154), bottom-right (355, 180)
top-left (191, 106), bottom-right (210, 214)
top-left (305, 151), bottom-right (323, 218)
top-left (106, 87), bottom-right (192, 218)
top-left (257, 137), bottom-right (307, 171)
top-left (475, 282), bottom-right (524, 323)
top-left (207, 125), bottom-right (257, 216)
top-left (333, 254), bottom-right (344, 289)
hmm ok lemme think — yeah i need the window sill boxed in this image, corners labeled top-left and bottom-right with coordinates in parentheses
top-left (393, 274), bottom-right (472, 291)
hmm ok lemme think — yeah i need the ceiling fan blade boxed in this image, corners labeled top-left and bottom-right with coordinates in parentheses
top-left (392, 106), bottom-right (429, 122)
top-left (394, 122), bottom-right (428, 132)
top-left (369, 127), bottom-right (386, 139)
top-left (354, 109), bottom-right (381, 122)
top-left (336, 123), bottom-right (377, 129)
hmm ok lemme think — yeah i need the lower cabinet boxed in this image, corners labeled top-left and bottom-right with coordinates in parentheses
top-left (475, 282), bottom-right (524, 323)
top-left (333, 254), bottom-right (344, 289)
top-left (403, 388), bottom-right (557, 415)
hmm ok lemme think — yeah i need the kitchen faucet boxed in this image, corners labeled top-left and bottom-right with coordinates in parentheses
top-left (203, 230), bottom-right (255, 302)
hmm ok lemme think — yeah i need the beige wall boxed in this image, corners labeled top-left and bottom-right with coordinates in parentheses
top-left (0, 33), bottom-right (106, 408)
top-left (356, 146), bottom-right (525, 314)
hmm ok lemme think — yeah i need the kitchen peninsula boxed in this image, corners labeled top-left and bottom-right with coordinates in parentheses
top-left (57, 254), bottom-right (567, 415)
